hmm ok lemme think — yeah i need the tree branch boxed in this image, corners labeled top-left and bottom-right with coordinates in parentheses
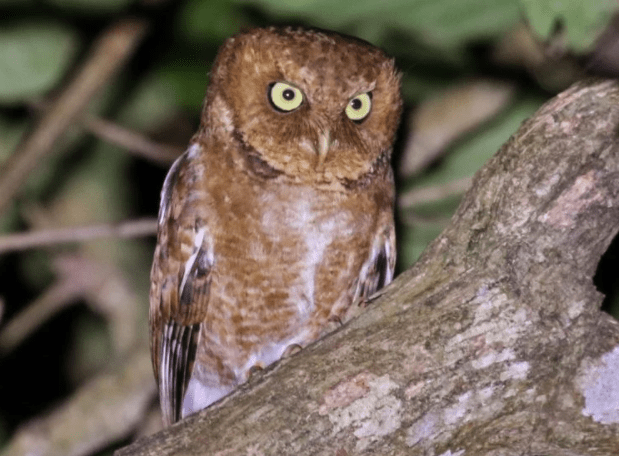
top-left (398, 176), bottom-right (472, 209)
top-left (116, 79), bottom-right (619, 456)
top-left (0, 218), bottom-right (157, 254)
top-left (29, 100), bottom-right (182, 165)
top-left (82, 114), bottom-right (181, 164)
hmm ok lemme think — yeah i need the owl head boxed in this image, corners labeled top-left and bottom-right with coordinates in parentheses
top-left (200, 26), bottom-right (402, 186)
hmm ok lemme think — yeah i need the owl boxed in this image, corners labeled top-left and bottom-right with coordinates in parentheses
top-left (150, 26), bottom-right (402, 426)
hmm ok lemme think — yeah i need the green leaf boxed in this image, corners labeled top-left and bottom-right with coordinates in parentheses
top-left (520, 0), bottom-right (615, 51)
top-left (240, 0), bottom-right (521, 50)
top-left (156, 62), bottom-right (210, 112)
top-left (46, 0), bottom-right (133, 14)
top-left (410, 94), bottom-right (545, 189)
top-left (178, 0), bottom-right (244, 43)
top-left (398, 222), bottom-right (446, 269)
top-left (116, 68), bottom-right (195, 129)
top-left (0, 22), bottom-right (79, 104)
top-left (398, 94), bottom-right (546, 267)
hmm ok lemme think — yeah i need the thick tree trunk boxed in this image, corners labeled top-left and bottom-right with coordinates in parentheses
top-left (116, 79), bottom-right (619, 456)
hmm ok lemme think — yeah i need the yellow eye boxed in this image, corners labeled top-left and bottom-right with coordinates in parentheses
top-left (269, 82), bottom-right (303, 112)
top-left (345, 92), bottom-right (372, 122)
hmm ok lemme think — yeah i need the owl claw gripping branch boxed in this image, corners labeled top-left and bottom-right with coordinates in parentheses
top-left (149, 26), bottom-right (402, 426)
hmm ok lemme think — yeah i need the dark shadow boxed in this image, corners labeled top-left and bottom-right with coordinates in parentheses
top-left (594, 231), bottom-right (619, 318)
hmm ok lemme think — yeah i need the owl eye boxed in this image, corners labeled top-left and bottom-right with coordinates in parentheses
top-left (345, 92), bottom-right (372, 122)
top-left (269, 82), bottom-right (304, 112)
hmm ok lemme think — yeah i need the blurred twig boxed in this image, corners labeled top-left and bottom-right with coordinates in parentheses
top-left (0, 18), bottom-right (149, 215)
top-left (398, 176), bottom-right (472, 210)
top-left (399, 79), bottom-right (515, 178)
top-left (84, 115), bottom-right (181, 164)
top-left (30, 100), bottom-right (182, 165)
top-left (0, 218), bottom-right (157, 254)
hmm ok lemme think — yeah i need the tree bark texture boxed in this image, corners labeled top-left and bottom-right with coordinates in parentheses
top-left (116, 79), bottom-right (619, 455)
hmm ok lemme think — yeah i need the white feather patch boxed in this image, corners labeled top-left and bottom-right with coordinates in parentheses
top-left (179, 226), bottom-right (207, 296)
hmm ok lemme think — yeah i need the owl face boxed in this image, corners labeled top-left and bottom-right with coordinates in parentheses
top-left (202, 27), bottom-right (402, 185)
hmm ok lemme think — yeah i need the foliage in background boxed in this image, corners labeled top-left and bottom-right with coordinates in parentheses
top-left (521, 0), bottom-right (615, 51)
top-left (0, 0), bottom-right (617, 453)
top-left (0, 22), bottom-right (79, 104)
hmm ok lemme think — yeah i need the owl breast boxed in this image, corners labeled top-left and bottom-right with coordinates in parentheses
top-left (258, 188), bottom-right (362, 315)
top-left (182, 171), bottom-right (380, 417)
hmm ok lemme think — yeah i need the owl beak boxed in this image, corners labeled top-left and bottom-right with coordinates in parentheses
top-left (315, 130), bottom-right (331, 168)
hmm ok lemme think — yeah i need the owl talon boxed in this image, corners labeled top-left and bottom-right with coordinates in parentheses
top-left (281, 343), bottom-right (302, 358)
top-left (365, 288), bottom-right (387, 304)
top-left (248, 364), bottom-right (264, 380)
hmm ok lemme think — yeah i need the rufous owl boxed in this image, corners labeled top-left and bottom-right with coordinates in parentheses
top-left (150, 26), bottom-right (402, 426)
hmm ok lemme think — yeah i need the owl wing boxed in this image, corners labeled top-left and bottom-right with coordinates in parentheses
top-left (356, 221), bottom-right (396, 302)
top-left (150, 146), bottom-right (213, 426)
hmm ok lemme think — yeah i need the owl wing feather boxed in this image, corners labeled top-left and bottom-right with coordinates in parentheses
top-left (150, 146), bottom-right (213, 426)
top-left (356, 221), bottom-right (396, 302)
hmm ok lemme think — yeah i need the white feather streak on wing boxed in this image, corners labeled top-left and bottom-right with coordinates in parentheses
top-left (354, 230), bottom-right (394, 303)
top-left (179, 227), bottom-right (207, 298)
top-left (159, 156), bottom-right (185, 226)
top-left (159, 323), bottom-right (176, 423)
top-left (185, 142), bottom-right (201, 159)
top-left (158, 144), bottom-right (202, 226)
top-left (383, 236), bottom-right (394, 284)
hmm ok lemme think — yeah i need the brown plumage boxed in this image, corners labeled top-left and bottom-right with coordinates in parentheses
top-left (150, 26), bottom-right (402, 426)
